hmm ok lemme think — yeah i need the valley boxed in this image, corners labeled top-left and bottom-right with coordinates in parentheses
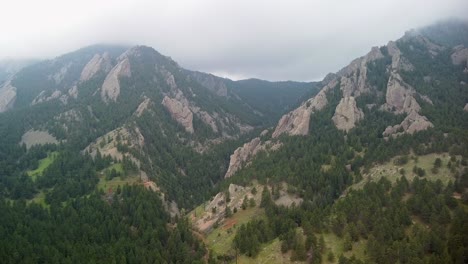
top-left (0, 19), bottom-right (467, 264)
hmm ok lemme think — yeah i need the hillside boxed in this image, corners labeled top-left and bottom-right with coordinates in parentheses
top-left (0, 19), bottom-right (467, 264)
top-left (196, 20), bottom-right (468, 263)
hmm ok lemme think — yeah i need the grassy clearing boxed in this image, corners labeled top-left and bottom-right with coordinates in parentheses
top-left (96, 163), bottom-right (139, 191)
top-left (206, 207), bottom-right (265, 256)
top-left (27, 151), bottom-right (58, 181)
top-left (349, 153), bottom-right (459, 192)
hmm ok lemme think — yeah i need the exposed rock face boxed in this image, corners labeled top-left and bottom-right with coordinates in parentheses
top-left (191, 72), bottom-right (228, 97)
top-left (332, 96), bottom-right (364, 132)
top-left (464, 103), bottom-right (468, 112)
top-left (224, 138), bottom-right (262, 178)
top-left (224, 138), bottom-right (282, 178)
top-left (0, 82), bottom-right (16, 112)
top-left (80, 53), bottom-right (112, 81)
top-left (383, 72), bottom-right (420, 114)
top-left (101, 57), bottom-right (131, 102)
top-left (162, 96), bottom-right (194, 133)
top-left (387, 41), bottom-right (414, 71)
top-left (338, 47), bottom-right (384, 97)
top-left (451, 45), bottom-right (468, 67)
top-left (135, 96), bottom-right (151, 117)
top-left (198, 110), bottom-right (218, 133)
top-left (32, 90), bottom-right (63, 105)
top-left (383, 110), bottom-right (434, 137)
top-left (83, 126), bottom-right (144, 164)
top-left (272, 80), bottom-right (336, 138)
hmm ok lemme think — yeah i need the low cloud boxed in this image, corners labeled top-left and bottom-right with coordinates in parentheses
top-left (1, 0), bottom-right (467, 81)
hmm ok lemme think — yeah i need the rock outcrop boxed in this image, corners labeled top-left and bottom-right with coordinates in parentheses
top-left (272, 80), bottom-right (336, 138)
top-left (101, 57), bottom-right (131, 102)
top-left (162, 96), bottom-right (194, 133)
top-left (224, 138), bottom-right (282, 178)
top-left (464, 103), bottom-right (468, 112)
top-left (0, 82), bottom-right (16, 112)
top-left (135, 96), bottom-right (151, 117)
top-left (387, 41), bottom-right (414, 71)
top-left (224, 138), bottom-right (262, 178)
top-left (383, 110), bottom-right (434, 137)
top-left (338, 47), bottom-right (384, 97)
top-left (32, 90), bottom-right (63, 105)
top-left (80, 53), bottom-right (112, 81)
top-left (451, 45), bottom-right (468, 67)
top-left (332, 96), bottom-right (364, 132)
top-left (191, 72), bottom-right (228, 97)
top-left (84, 126), bottom-right (144, 164)
top-left (382, 72), bottom-right (420, 114)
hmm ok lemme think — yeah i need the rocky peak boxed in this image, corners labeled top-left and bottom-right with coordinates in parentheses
top-left (224, 138), bottom-right (282, 178)
top-left (332, 96), bottom-right (364, 132)
top-left (101, 56), bottom-right (131, 103)
top-left (382, 72), bottom-right (420, 114)
top-left (272, 79), bottom-right (336, 138)
top-left (80, 52), bottom-right (112, 81)
top-left (387, 41), bottom-right (414, 71)
top-left (337, 47), bottom-right (384, 97)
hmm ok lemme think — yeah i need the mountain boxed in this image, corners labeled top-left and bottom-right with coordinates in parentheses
top-left (191, 20), bottom-right (468, 263)
top-left (0, 44), bottom-right (317, 209)
top-left (1, 20), bottom-right (467, 264)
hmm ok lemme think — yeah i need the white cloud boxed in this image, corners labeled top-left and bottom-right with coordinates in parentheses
top-left (1, 0), bottom-right (467, 81)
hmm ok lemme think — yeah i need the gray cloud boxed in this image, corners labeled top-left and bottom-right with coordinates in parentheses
top-left (1, 0), bottom-right (467, 81)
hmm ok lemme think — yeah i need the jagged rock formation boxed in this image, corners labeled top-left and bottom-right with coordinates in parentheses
top-left (383, 110), bottom-right (434, 137)
top-left (387, 41), bottom-right (414, 71)
top-left (224, 137), bottom-right (282, 178)
top-left (190, 72), bottom-right (228, 97)
top-left (80, 53), bottom-right (112, 81)
top-left (382, 72), bottom-right (420, 114)
top-left (135, 96), bottom-right (151, 117)
top-left (332, 96), bottom-right (364, 131)
top-left (338, 47), bottom-right (384, 97)
top-left (224, 138), bottom-right (262, 178)
top-left (0, 81), bottom-right (16, 112)
top-left (451, 45), bottom-right (468, 67)
top-left (101, 57), bottom-right (131, 102)
top-left (32, 90), bottom-right (63, 105)
top-left (162, 96), bottom-right (194, 133)
top-left (272, 80), bottom-right (336, 138)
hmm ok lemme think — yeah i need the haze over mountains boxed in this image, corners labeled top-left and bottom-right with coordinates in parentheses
top-left (0, 17), bottom-right (467, 264)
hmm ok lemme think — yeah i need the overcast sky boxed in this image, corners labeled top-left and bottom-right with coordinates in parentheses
top-left (1, 0), bottom-right (467, 81)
